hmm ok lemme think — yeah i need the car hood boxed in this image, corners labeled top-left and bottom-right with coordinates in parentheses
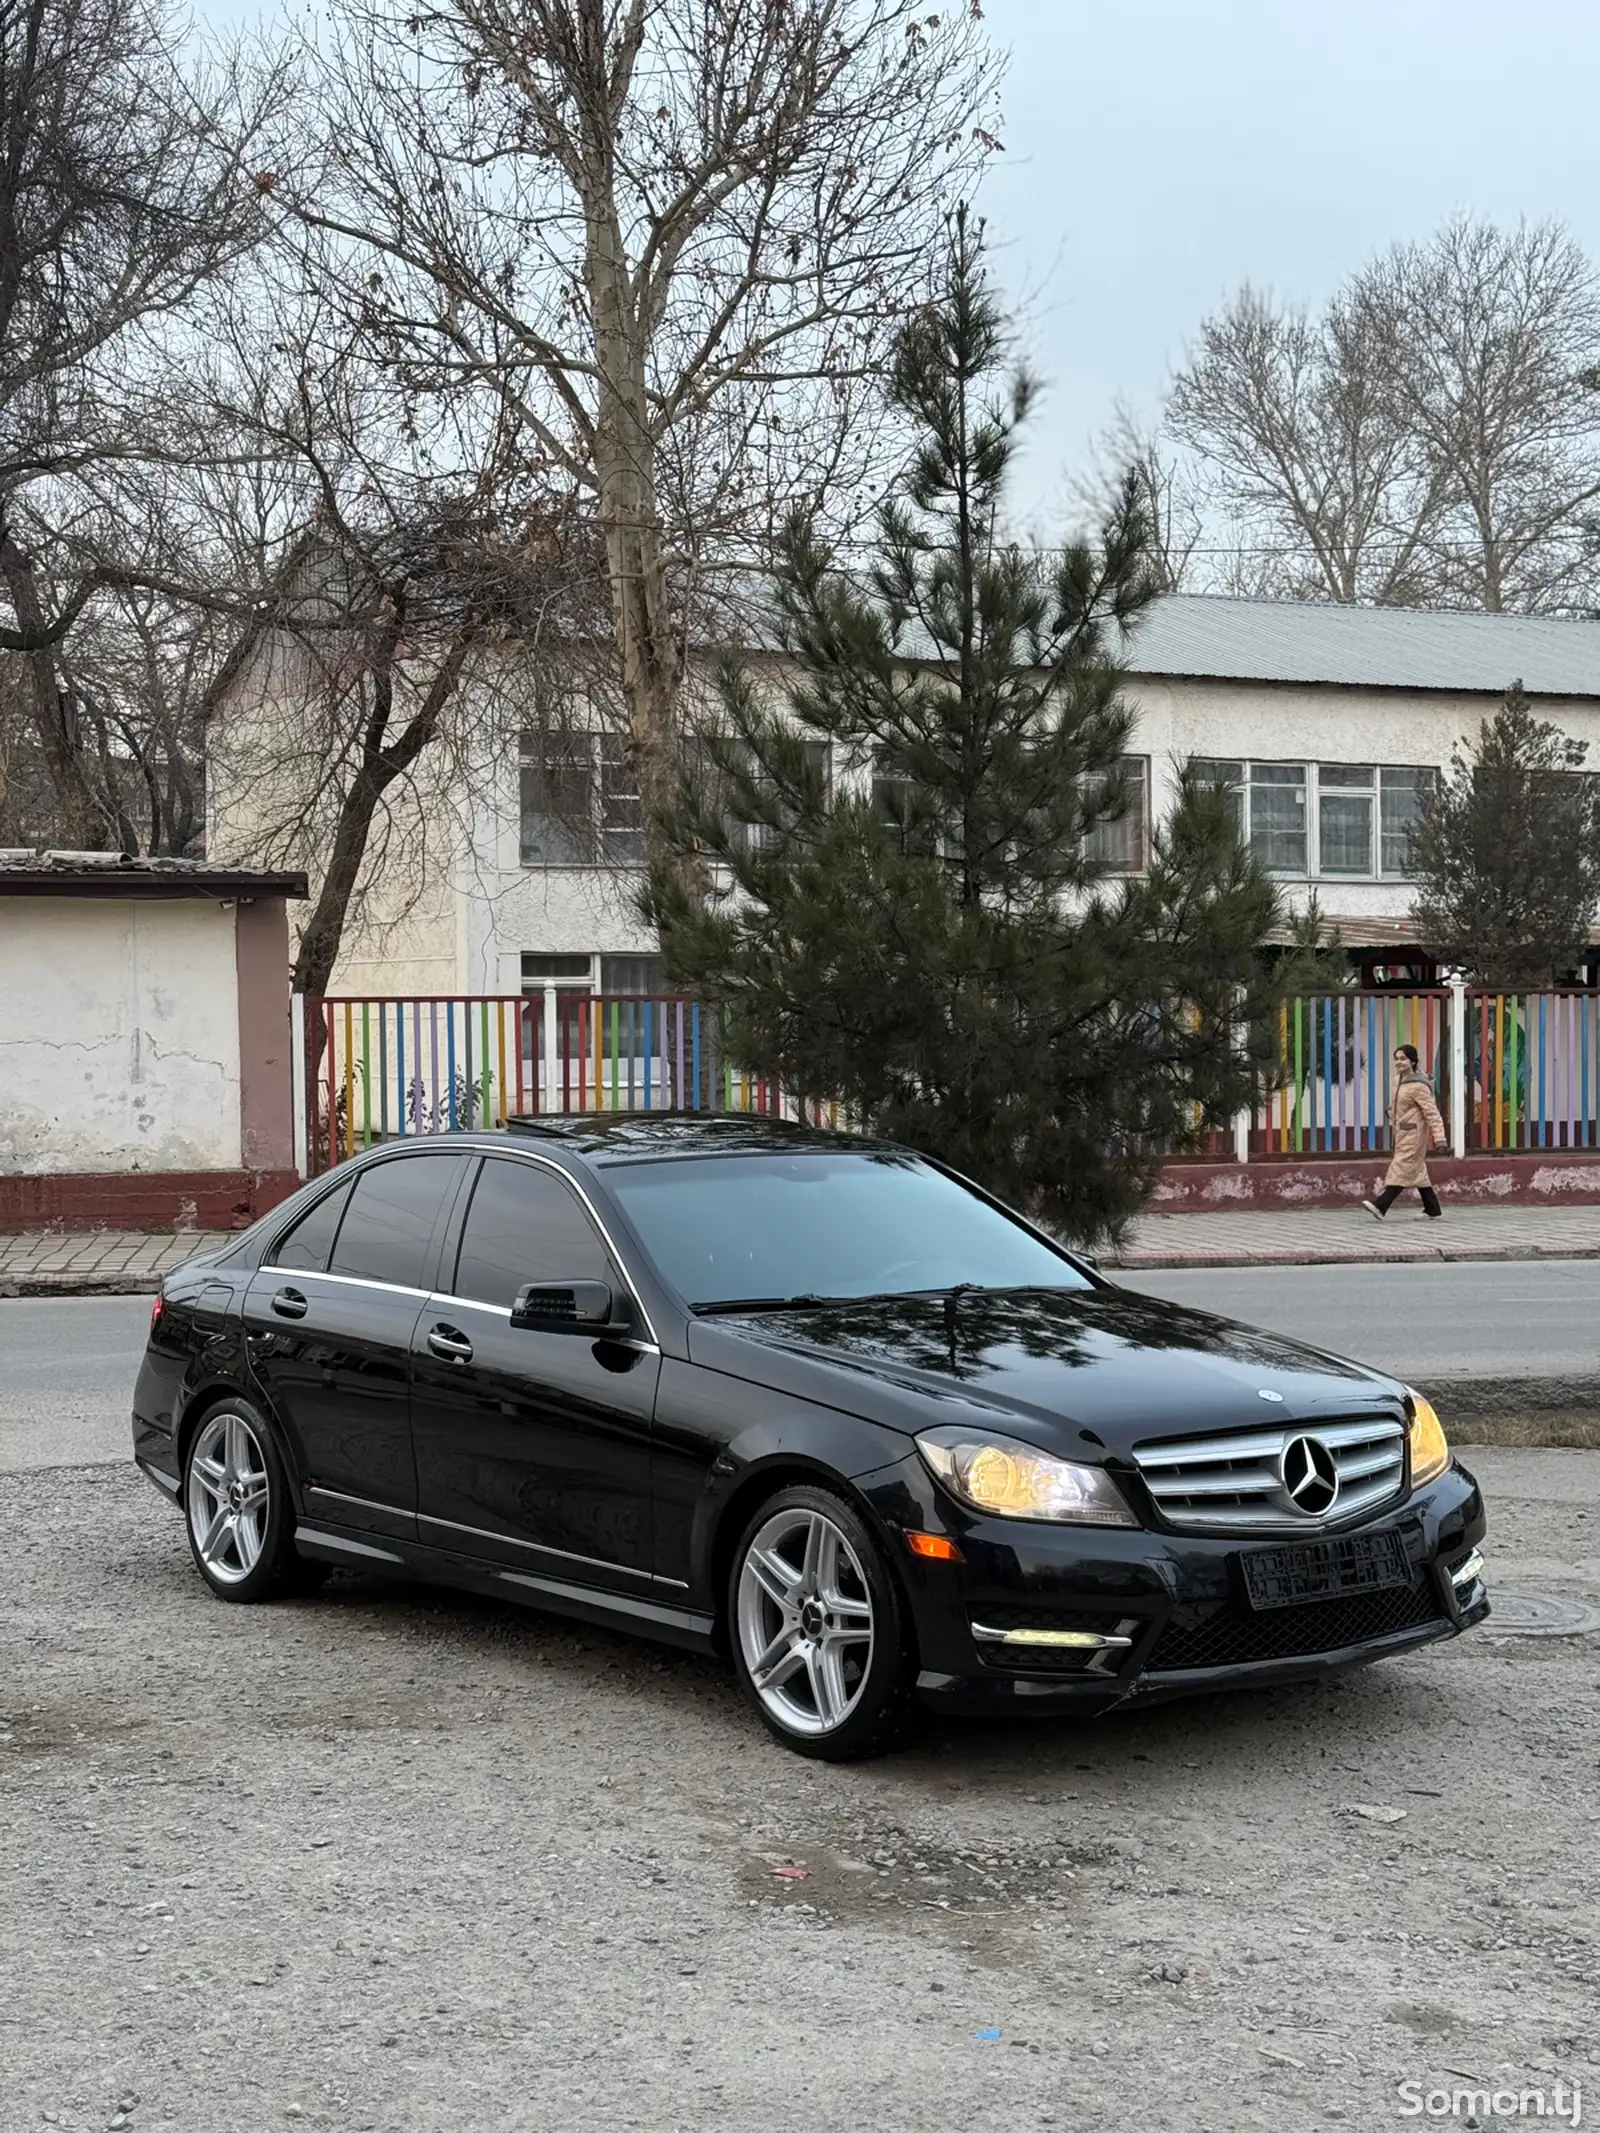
top-left (687, 1285), bottom-right (1405, 1461)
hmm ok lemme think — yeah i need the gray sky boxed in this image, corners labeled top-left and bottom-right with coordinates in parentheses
top-left (196, 0), bottom-right (1600, 525)
top-left (978, 0), bottom-right (1600, 526)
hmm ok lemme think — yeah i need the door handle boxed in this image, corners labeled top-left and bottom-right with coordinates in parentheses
top-left (428, 1325), bottom-right (474, 1364)
top-left (271, 1287), bottom-right (308, 1320)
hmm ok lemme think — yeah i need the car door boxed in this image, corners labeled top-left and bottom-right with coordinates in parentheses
top-left (409, 1153), bottom-right (661, 1591)
top-left (242, 1150), bottom-right (467, 1543)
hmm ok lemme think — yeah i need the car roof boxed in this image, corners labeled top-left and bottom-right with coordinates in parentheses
top-left (503, 1112), bottom-right (890, 1162)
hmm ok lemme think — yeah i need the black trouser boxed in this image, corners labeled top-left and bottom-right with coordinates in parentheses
top-left (1373, 1184), bottom-right (1441, 1218)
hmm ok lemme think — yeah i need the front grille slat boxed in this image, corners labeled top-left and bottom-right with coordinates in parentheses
top-left (1132, 1417), bottom-right (1406, 1535)
top-left (1148, 1581), bottom-right (1443, 1671)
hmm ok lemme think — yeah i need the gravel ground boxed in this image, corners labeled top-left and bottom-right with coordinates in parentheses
top-left (2, 1453), bottom-right (1598, 2133)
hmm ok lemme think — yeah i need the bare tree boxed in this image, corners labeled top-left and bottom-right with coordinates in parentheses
top-left (0, 0), bottom-right (283, 844)
top-left (1073, 402), bottom-right (1202, 592)
top-left (288, 0), bottom-right (999, 850)
top-left (1352, 219), bottom-right (1600, 612)
top-left (196, 281), bottom-right (616, 998)
top-left (1169, 219), bottom-right (1600, 612)
top-left (1168, 285), bottom-right (1443, 605)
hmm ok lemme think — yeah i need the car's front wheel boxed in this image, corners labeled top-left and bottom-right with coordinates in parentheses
top-left (182, 1399), bottom-right (324, 1603)
top-left (729, 1484), bottom-right (917, 1760)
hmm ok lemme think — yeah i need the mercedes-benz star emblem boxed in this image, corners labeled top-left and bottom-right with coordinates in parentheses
top-left (1280, 1434), bottom-right (1340, 1515)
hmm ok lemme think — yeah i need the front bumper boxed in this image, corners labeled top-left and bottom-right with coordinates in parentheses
top-left (859, 1455), bottom-right (1488, 1717)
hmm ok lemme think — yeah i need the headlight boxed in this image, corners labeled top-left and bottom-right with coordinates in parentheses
top-left (1407, 1392), bottom-right (1449, 1486)
top-left (915, 1427), bottom-right (1137, 1527)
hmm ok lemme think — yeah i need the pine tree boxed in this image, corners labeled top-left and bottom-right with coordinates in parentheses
top-left (645, 213), bottom-right (1289, 1243)
top-left (1411, 684), bottom-right (1600, 987)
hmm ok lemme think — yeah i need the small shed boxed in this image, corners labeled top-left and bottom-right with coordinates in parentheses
top-left (0, 854), bottom-right (308, 1230)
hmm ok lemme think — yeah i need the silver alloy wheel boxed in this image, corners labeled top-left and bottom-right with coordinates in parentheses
top-left (735, 1506), bottom-right (875, 1738)
top-left (186, 1411), bottom-right (272, 1586)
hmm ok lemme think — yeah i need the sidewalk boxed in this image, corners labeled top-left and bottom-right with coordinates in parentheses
top-left (0, 1230), bottom-right (232, 1296)
top-left (1110, 1200), bottom-right (1600, 1269)
top-left (6, 1201), bottom-right (1600, 1294)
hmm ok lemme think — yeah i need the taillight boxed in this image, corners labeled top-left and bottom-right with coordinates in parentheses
top-left (150, 1295), bottom-right (166, 1333)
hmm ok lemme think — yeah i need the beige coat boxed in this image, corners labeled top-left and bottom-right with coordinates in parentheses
top-left (1385, 1072), bottom-right (1447, 1188)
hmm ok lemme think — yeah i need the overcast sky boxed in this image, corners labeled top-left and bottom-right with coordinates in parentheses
top-left (197, 0), bottom-right (1600, 525)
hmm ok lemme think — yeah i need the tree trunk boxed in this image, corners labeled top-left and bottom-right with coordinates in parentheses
top-left (585, 198), bottom-right (688, 880)
top-left (291, 643), bottom-right (472, 999)
top-left (0, 530), bottom-right (107, 846)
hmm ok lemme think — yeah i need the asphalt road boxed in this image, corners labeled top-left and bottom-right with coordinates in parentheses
top-left (0, 1295), bottom-right (152, 1473)
top-left (3, 1269), bottom-right (1598, 1479)
top-left (1116, 1258), bottom-right (1600, 1386)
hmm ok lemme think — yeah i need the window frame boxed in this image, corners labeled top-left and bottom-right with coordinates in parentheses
top-left (1083, 754), bottom-right (1151, 874)
top-left (1189, 756), bottom-right (1433, 880)
top-left (263, 1175), bottom-right (356, 1275)
top-left (446, 1152), bottom-right (616, 1310)
top-left (518, 727), bottom-right (648, 869)
top-left (316, 1150), bottom-right (466, 1295)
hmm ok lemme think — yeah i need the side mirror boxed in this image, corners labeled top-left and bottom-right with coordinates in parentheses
top-left (511, 1280), bottom-right (622, 1333)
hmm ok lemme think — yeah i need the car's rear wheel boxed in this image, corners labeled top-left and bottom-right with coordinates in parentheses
top-left (182, 1400), bottom-right (325, 1602)
top-left (730, 1483), bottom-right (917, 1761)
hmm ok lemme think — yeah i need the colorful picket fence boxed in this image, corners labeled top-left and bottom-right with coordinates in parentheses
top-left (302, 993), bottom-right (783, 1173)
top-left (1468, 990), bottom-right (1600, 1151)
top-left (1256, 991), bottom-right (1450, 1157)
top-left (299, 983), bottom-right (1600, 1175)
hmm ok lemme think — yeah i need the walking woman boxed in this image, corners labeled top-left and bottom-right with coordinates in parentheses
top-left (1363, 1044), bottom-right (1448, 1222)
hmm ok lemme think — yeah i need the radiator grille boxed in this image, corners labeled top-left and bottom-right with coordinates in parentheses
top-left (1132, 1417), bottom-right (1406, 1535)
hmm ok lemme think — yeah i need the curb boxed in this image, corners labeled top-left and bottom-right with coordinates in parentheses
top-left (1106, 1243), bottom-right (1600, 1271)
top-left (0, 1273), bottom-right (166, 1298)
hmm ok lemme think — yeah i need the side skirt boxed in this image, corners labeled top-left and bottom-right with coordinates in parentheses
top-left (292, 1522), bottom-right (719, 1657)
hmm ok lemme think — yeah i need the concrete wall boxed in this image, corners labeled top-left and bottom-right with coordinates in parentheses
top-left (0, 899), bottom-right (242, 1174)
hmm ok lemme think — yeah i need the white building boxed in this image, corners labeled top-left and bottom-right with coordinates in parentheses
top-left (212, 594), bottom-right (1600, 1002)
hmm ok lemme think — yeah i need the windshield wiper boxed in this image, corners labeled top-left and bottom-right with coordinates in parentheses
top-left (692, 1289), bottom-right (923, 1316)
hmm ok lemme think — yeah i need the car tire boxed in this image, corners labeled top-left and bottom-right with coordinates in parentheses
top-left (728, 1482), bottom-right (918, 1761)
top-left (182, 1397), bottom-right (324, 1603)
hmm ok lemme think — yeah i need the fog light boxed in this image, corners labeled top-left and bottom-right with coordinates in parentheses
top-left (1450, 1548), bottom-right (1485, 1589)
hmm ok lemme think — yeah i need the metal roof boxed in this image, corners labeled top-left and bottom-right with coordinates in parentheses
top-left (0, 853), bottom-right (308, 900)
top-left (1126, 595), bottom-right (1600, 696)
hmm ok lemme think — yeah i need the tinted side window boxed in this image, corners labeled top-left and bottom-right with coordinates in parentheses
top-left (270, 1179), bottom-right (353, 1272)
top-left (329, 1157), bottom-right (460, 1290)
top-left (451, 1159), bottom-right (610, 1309)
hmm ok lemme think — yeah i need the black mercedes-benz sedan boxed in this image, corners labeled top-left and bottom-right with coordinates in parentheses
top-left (131, 1116), bottom-right (1488, 1759)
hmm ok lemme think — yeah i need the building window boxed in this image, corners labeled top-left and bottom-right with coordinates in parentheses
top-left (1379, 766), bottom-right (1429, 877)
top-left (519, 953), bottom-right (671, 997)
top-left (735, 738), bottom-right (831, 855)
top-left (1246, 762), bottom-right (1308, 874)
top-left (1317, 764), bottom-right (1373, 876)
top-left (599, 954), bottom-right (668, 995)
top-left (1084, 756), bottom-right (1150, 873)
top-left (519, 730), bottom-right (646, 866)
top-left (598, 733), bottom-right (645, 863)
top-left (1189, 758), bottom-right (1430, 879)
top-left (521, 953), bottom-right (594, 992)
top-left (519, 732), bottom-right (596, 864)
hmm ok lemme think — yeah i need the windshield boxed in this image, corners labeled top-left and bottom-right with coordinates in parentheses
top-left (603, 1150), bottom-right (1092, 1308)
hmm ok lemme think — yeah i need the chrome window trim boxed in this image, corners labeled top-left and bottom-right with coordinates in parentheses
top-left (444, 1146), bottom-right (660, 1348)
top-left (416, 1510), bottom-right (685, 1588)
top-left (259, 1265), bottom-right (434, 1304)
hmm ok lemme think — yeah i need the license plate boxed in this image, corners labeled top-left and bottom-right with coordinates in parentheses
top-left (1240, 1531), bottom-right (1411, 1611)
